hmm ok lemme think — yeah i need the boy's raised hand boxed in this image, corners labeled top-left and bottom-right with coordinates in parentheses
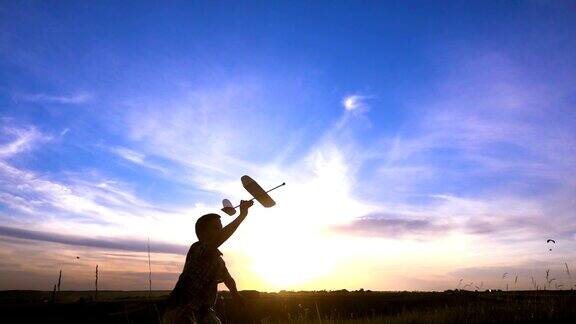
top-left (239, 200), bottom-right (253, 214)
top-left (213, 200), bottom-right (253, 247)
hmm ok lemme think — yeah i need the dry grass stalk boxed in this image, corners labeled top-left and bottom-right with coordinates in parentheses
top-left (148, 237), bottom-right (152, 298)
top-left (315, 301), bottom-right (322, 324)
top-left (57, 269), bottom-right (62, 292)
top-left (51, 284), bottom-right (56, 302)
top-left (95, 264), bottom-right (99, 301)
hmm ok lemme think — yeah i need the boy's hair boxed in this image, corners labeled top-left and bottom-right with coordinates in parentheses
top-left (195, 213), bottom-right (221, 241)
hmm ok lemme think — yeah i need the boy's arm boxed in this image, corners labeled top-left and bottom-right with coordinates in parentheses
top-left (223, 270), bottom-right (244, 306)
top-left (223, 272), bottom-right (239, 297)
top-left (209, 200), bottom-right (253, 248)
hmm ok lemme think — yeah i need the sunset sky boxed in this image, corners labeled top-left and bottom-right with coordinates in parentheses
top-left (1, 1), bottom-right (576, 292)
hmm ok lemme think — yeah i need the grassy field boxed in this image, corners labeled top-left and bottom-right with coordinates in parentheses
top-left (1, 290), bottom-right (575, 323)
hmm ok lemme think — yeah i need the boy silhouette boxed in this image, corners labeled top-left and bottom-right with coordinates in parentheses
top-left (163, 200), bottom-right (253, 324)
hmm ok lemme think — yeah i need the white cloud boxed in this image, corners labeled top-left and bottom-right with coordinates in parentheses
top-left (342, 94), bottom-right (368, 111)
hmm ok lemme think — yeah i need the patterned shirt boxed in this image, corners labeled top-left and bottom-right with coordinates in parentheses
top-left (168, 241), bottom-right (230, 309)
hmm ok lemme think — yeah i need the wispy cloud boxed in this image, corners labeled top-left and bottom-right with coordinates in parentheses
top-left (0, 126), bottom-right (201, 245)
top-left (0, 236), bottom-right (184, 290)
top-left (334, 193), bottom-right (569, 242)
top-left (0, 125), bottom-right (50, 158)
top-left (109, 146), bottom-right (146, 164)
top-left (0, 225), bottom-right (187, 254)
top-left (350, 51), bottom-right (576, 244)
top-left (0, 157), bottom-right (197, 237)
top-left (105, 145), bottom-right (170, 175)
top-left (122, 81), bottom-right (281, 188)
top-left (15, 92), bottom-right (93, 104)
top-left (334, 213), bottom-right (452, 239)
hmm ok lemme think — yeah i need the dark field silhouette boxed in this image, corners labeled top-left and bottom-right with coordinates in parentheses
top-left (1, 289), bottom-right (576, 323)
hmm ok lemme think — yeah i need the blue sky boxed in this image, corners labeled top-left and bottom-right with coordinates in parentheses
top-left (1, 1), bottom-right (576, 291)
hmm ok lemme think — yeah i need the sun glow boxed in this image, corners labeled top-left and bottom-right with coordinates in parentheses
top-left (222, 145), bottom-right (376, 290)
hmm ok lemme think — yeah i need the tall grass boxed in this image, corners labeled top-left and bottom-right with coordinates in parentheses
top-left (257, 291), bottom-right (576, 324)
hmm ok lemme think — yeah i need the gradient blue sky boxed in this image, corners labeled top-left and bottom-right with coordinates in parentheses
top-left (1, 1), bottom-right (575, 291)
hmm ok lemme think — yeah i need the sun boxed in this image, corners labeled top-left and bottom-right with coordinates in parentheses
top-left (226, 147), bottom-right (375, 290)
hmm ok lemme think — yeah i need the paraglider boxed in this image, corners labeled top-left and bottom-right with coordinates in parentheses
top-left (547, 239), bottom-right (556, 251)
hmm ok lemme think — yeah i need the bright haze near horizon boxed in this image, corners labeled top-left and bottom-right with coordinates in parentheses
top-left (1, 1), bottom-right (575, 292)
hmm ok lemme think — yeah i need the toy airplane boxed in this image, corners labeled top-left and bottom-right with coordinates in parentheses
top-left (221, 175), bottom-right (286, 215)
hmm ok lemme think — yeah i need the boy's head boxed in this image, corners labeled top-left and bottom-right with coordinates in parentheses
top-left (195, 213), bottom-right (222, 241)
